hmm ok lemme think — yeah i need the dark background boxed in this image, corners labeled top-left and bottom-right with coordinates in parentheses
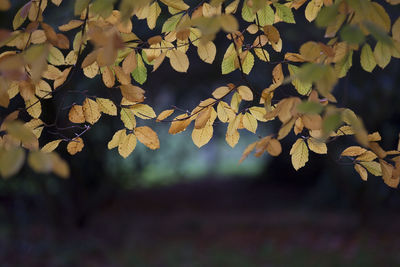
top-left (1, 1), bottom-right (400, 266)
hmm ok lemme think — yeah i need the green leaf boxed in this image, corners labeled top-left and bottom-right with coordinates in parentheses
top-left (256, 4), bottom-right (274, 26)
top-left (92, 0), bottom-right (116, 18)
top-left (334, 50), bottom-right (353, 78)
top-left (241, 2), bottom-right (255, 22)
top-left (74, 0), bottom-right (90, 15)
top-left (360, 44), bottom-right (376, 72)
top-left (273, 3), bottom-right (295, 24)
top-left (288, 64), bottom-right (312, 95)
top-left (221, 44), bottom-right (237, 75)
top-left (162, 13), bottom-right (183, 32)
top-left (374, 41), bottom-right (391, 69)
top-left (132, 54), bottom-right (147, 84)
top-left (322, 112), bottom-right (342, 134)
top-left (340, 25), bottom-right (365, 45)
top-left (315, 5), bottom-right (338, 27)
top-left (242, 52), bottom-right (254, 75)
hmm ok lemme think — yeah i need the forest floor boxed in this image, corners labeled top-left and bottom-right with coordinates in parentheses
top-left (1, 177), bottom-right (400, 267)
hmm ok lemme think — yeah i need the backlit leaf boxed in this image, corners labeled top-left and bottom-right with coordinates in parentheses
top-left (290, 138), bottom-right (309, 170)
top-left (135, 126), bottom-right (160, 150)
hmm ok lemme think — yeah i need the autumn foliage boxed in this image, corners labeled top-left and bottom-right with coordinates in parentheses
top-left (0, 0), bottom-right (399, 187)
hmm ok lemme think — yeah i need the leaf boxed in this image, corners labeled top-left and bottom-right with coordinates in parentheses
top-left (28, 151), bottom-right (53, 173)
top-left (307, 137), bottom-right (327, 154)
top-left (122, 50), bottom-right (137, 74)
top-left (360, 161), bottom-right (382, 176)
top-left (356, 151), bottom-right (377, 162)
top-left (120, 108), bottom-right (136, 130)
top-left (212, 86), bottom-right (231, 99)
top-left (0, 147), bottom-right (25, 178)
top-left (272, 63), bottom-right (284, 85)
top-left (135, 126), bottom-right (160, 150)
top-left (237, 85), bottom-right (253, 101)
top-left (256, 4), bottom-right (274, 26)
top-left (131, 104), bottom-right (156, 119)
top-left (96, 98), bottom-right (117, 116)
top-left (360, 44), bottom-right (376, 72)
top-left (58, 20), bottom-right (83, 31)
top-left (160, 0), bottom-right (189, 11)
top-left (169, 50), bottom-right (189, 72)
top-left (354, 164), bottom-right (368, 181)
top-left (102, 66), bottom-right (115, 88)
top-left (48, 46), bottom-right (65, 66)
top-left (108, 129), bottom-right (125, 149)
top-left (221, 43), bottom-right (237, 74)
top-left (69, 104), bottom-right (85, 123)
top-left (266, 138), bottom-right (282, 157)
top-left (274, 3), bottom-right (295, 24)
top-left (239, 142), bottom-right (257, 163)
top-left (114, 66), bottom-right (131, 85)
top-left (192, 125), bottom-right (213, 148)
top-left (374, 41), bottom-right (391, 69)
top-left (341, 146), bottom-right (367, 157)
top-left (249, 106), bottom-right (268, 122)
top-left (67, 137), bottom-right (84, 155)
top-left (290, 138), bottom-right (309, 170)
top-left (118, 133), bottom-right (136, 158)
top-left (226, 129), bottom-right (240, 148)
top-left (195, 106), bottom-right (212, 129)
top-left (132, 54), bottom-right (147, 84)
top-left (305, 0), bottom-right (323, 22)
top-left (242, 112), bottom-right (257, 133)
top-left (297, 101), bottom-right (323, 114)
top-left (169, 114), bottom-right (192, 134)
top-left (13, 3), bottom-right (29, 30)
top-left (120, 84), bottom-right (145, 103)
top-left (5, 121), bottom-right (37, 145)
top-left (82, 98), bottom-right (101, 125)
top-left (241, 51), bottom-right (254, 74)
top-left (41, 140), bottom-right (62, 153)
top-left (156, 109), bottom-right (174, 122)
top-left (217, 101), bottom-right (235, 123)
top-left (197, 41), bottom-right (216, 64)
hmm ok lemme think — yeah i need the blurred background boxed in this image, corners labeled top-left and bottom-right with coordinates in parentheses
top-left (1, 1), bottom-right (400, 266)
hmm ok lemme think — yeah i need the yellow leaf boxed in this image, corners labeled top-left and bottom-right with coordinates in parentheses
top-left (307, 137), bottom-right (327, 154)
top-left (169, 49), bottom-right (189, 72)
top-left (360, 161), bottom-right (382, 176)
top-left (169, 114), bottom-right (192, 134)
top-left (67, 137), bottom-right (84, 155)
top-left (96, 98), bottom-right (117, 116)
top-left (212, 86), bottom-right (231, 99)
top-left (41, 140), bottom-right (62, 153)
top-left (354, 164), bottom-right (368, 181)
top-left (120, 84), bottom-right (145, 103)
top-left (341, 146), bottom-right (367, 157)
top-left (290, 138), bottom-right (309, 170)
top-left (305, 0), bottom-right (322, 22)
top-left (237, 85), bottom-right (253, 101)
top-left (108, 129), bottom-right (126, 149)
top-left (28, 151), bottom-right (53, 173)
top-left (197, 41), bottom-right (217, 64)
top-left (360, 44), bottom-right (376, 72)
top-left (156, 109), bottom-right (174, 122)
top-left (118, 133), bottom-right (136, 158)
top-left (83, 62), bottom-right (99, 78)
top-left (242, 112), bottom-right (257, 133)
top-left (374, 41), bottom-right (391, 69)
top-left (82, 98), bottom-right (101, 125)
top-left (130, 104), bottom-right (156, 119)
top-left (217, 101), bottom-right (235, 123)
top-left (147, 2), bottom-right (161, 29)
top-left (249, 106), bottom-right (268, 122)
top-left (356, 151), bottom-right (377, 162)
top-left (35, 80), bottom-right (52, 99)
top-left (113, 65), bottom-right (131, 85)
top-left (241, 51), bottom-right (254, 74)
top-left (25, 96), bottom-right (42, 119)
top-left (194, 106), bottom-right (212, 129)
top-left (266, 138), bottom-right (282, 157)
top-left (120, 108), bottom-right (136, 130)
top-left (277, 117), bottom-right (296, 140)
top-left (230, 91), bottom-right (241, 112)
top-left (48, 46), bottom-right (65, 66)
top-left (367, 132), bottom-right (381, 142)
top-left (152, 52), bottom-right (167, 72)
top-left (393, 17), bottom-right (400, 42)
top-left (135, 126), bottom-right (160, 150)
top-left (68, 104), bottom-right (85, 123)
top-left (192, 125), bottom-right (213, 148)
top-left (6, 121), bottom-right (37, 145)
top-left (24, 119), bottom-right (44, 138)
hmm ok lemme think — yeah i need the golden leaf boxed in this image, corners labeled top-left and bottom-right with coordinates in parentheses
top-left (217, 101), bottom-right (235, 123)
top-left (67, 137), bottom-right (84, 155)
top-left (96, 98), bottom-right (117, 116)
top-left (82, 98), bottom-right (101, 125)
top-left (341, 146), bottom-right (367, 157)
top-left (237, 85), bottom-right (253, 101)
top-left (41, 140), bottom-right (62, 153)
top-left (156, 109), bottom-right (174, 122)
top-left (58, 20), bottom-right (83, 31)
top-left (102, 66), bottom-right (115, 88)
top-left (212, 86), bottom-right (231, 99)
top-left (195, 106), bottom-right (212, 129)
top-left (169, 114), bottom-right (191, 134)
top-left (131, 104), bottom-right (156, 119)
top-left (118, 133), bottom-right (137, 158)
top-left (169, 49), bottom-right (189, 72)
top-left (68, 104), bottom-right (85, 123)
top-left (239, 141), bottom-right (257, 163)
top-left (272, 63), bottom-right (283, 85)
top-left (122, 50), bottom-right (138, 74)
top-left (242, 112), bottom-right (257, 133)
top-left (108, 129), bottom-right (126, 149)
top-left (356, 151), bottom-right (377, 162)
top-left (290, 138), bottom-right (309, 170)
top-left (120, 84), bottom-right (145, 103)
top-left (120, 108), bottom-right (136, 130)
top-left (307, 137), bottom-right (327, 154)
top-left (360, 161), bottom-right (382, 176)
top-left (135, 126), bottom-right (160, 150)
top-left (354, 164), bottom-right (368, 181)
top-left (197, 41), bottom-right (216, 64)
top-left (113, 65), bottom-right (131, 85)
top-left (225, 129), bottom-right (240, 148)
top-left (266, 138), bottom-right (282, 157)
